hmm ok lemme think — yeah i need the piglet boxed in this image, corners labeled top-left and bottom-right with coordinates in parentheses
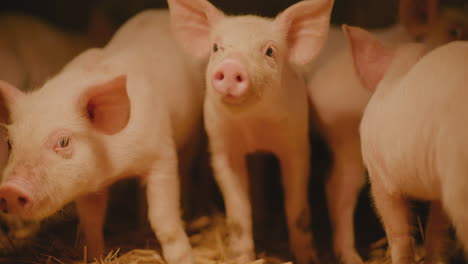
top-left (306, 1), bottom-right (468, 263)
top-left (0, 12), bottom-right (112, 252)
top-left (346, 25), bottom-right (468, 263)
top-left (0, 9), bottom-right (203, 264)
top-left (168, 0), bottom-right (334, 263)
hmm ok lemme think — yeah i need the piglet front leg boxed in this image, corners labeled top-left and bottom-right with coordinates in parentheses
top-left (146, 147), bottom-right (193, 264)
top-left (326, 138), bottom-right (365, 264)
top-left (279, 140), bottom-right (319, 264)
top-left (76, 189), bottom-right (108, 260)
top-left (210, 142), bottom-right (255, 263)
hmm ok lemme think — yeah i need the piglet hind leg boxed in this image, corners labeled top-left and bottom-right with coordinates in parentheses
top-left (370, 174), bottom-right (416, 264)
top-left (75, 189), bottom-right (108, 260)
top-left (326, 140), bottom-right (366, 264)
top-left (424, 201), bottom-right (451, 264)
top-left (210, 147), bottom-right (255, 263)
top-left (146, 148), bottom-right (194, 264)
top-left (279, 141), bottom-right (319, 264)
top-left (441, 166), bottom-right (468, 263)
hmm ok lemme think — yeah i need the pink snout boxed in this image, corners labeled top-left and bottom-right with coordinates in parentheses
top-left (0, 183), bottom-right (32, 215)
top-left (212, 59), bottom-right (250, 100)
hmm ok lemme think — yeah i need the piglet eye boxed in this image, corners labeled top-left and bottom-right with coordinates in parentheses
top-left (51, 132), bottom-right (73, 159)
top-left (213, 43), bottom-right (219, 52)
top-left (265, 47), bottom-right (275, 57)
top-left (449, 27), bottom-right (463, 40)
top-left (6, 140), bottom-right (11, 152)
top-left (58, 137), bottom-right (70, 148)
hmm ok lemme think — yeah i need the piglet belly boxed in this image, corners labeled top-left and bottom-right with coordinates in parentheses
top-left (367, 141), bottom-right (441, 201)
top-left (389, 170), bottom-right (441, 201)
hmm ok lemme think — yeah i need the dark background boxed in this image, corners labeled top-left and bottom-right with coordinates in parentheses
top-left (0, 0), bottom-right (402, 34)
top-left (1, 0), bottom-right (467, 35)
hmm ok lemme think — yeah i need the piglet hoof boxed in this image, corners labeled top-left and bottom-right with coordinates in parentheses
top-left (166, 249), bottom-right (194, 264)
top-left (425, 255), bottom-right (450, 264)
top-left (294, 250), bottom-right (320, 264)
top-left (336, 251), bottom-right (363, 264)
top-left (225, 243), bottom-right (255, 263)
top-left (160, 235), bottom-right (194, 264)
top-left (85, 243), bottom-right (104, 261)
top-left (227, 253), bottom-right (255, 264)
top-left (290, 232), bottom-right (319, 264)
top-left (425, 244), bottom-right (451, 264)
top-left (424, 261), bottom-right (447, 264)
top-left (227, 239), bottom-right (255, 263)
top-left (225, 226), bottom-right (255, 263)
top-left (390, 256), bottom-right (417, 264)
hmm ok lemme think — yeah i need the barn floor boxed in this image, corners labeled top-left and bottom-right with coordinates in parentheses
top-left (0, 189), bottom-right (464, 264)
top-left (0, 210), bottom-right (394, 264)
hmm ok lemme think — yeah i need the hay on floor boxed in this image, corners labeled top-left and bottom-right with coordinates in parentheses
top-left (83, 212), bottom-right (434, 264)
top-left (89, 214), bottom-right (291, 264)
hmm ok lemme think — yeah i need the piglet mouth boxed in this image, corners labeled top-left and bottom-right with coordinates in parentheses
top-left (220, 93), bottom-right (248, 105)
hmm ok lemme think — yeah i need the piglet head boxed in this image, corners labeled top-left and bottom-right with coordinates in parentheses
top-left (399, 0), bottom-right (439, 41)
top-left (168, 0), bottom-right (334, 107)
top-left (0, 75), bottom-right (130, 220)
top-left (399, 0), bottom-right (468, 46)
top-left (424, 7), bottom-right (468, 47)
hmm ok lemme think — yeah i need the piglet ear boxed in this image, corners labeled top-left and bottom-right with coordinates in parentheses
top-left (167, 0), bottom-right (224, 58)
top-left (274, 0), bottom-right (334, 65)
top-left (80, 75), bottom-right (130, 135)
top-left (0, 80), bottom-right (23, 124)
top-left (343, 25), bottom-right (395, 92)
top-left (399, 0), bottom-right (439, 40)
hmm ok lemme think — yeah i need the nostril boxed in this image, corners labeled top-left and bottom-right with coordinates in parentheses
top-left (18, 196), bottom-right (28, 207)
top-left (0, 221), bottom-right (9, 234)
top-left (236, 75), bottom-right (243, 82)
top-left (0, 198), bottom-right (7, 214)
top-left (214, 71), bottom-right (224, 81)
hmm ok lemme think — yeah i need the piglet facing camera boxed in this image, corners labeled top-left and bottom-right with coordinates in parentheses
top-left (346, 24), bottom-right (468, 264)
top-left (0, 10), bottom-right (204, 264)
top-left (168, 0), bottom-right (334, 263)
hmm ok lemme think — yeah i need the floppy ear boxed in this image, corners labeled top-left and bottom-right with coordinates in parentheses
top-left (274, 0), bottom-right (335, 65)
top-left (399, 0), bottom-right (439, 40)
top-left (343, 25), bottom-right (395, 92)
top-left (167, 0), bottom-right (224, 58)
top-left (79, 75), bottom-right (130, 135)
top-left (0, 80), bottom-right (23, 124)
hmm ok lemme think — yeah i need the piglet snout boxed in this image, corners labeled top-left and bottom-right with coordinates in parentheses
top-left (212, 59), bottom-right (250, 100)
top-left (0, 184), bottom-right (32, 215)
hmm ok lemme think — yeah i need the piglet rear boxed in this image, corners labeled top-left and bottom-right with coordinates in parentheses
top-left (347, 25), bottom-right (468, 263)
